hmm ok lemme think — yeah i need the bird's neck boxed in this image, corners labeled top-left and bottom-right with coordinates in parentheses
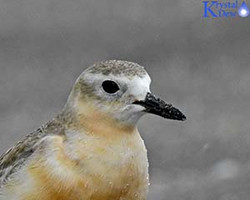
top-left (58, 102), bottom-right (137, 138)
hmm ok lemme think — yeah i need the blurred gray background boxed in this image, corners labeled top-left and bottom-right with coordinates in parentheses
top-left (0, 0), bottom-right (250, 199)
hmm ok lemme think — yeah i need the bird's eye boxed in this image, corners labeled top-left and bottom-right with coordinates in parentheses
top-left (102, 80), bottom-right (120, 94)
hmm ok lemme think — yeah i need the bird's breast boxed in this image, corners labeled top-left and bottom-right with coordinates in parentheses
top-left (13, 129), bottom-right (149, 200)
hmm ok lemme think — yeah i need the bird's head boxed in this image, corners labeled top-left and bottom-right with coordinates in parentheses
top-left (64, 60), bottom-right (186, 131)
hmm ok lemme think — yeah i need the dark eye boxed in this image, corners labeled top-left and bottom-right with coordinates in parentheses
top-left (102, 80), bottom-right (120, 94)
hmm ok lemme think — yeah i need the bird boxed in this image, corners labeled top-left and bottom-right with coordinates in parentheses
top-left (0, 60), bottom-right (186, 200)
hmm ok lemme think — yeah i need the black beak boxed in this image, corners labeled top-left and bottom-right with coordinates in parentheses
top-left (133, 92), bottom-right (186, 121)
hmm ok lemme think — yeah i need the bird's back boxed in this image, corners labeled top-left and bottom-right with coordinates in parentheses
top-left (0, 128), bottom-right (46, 186)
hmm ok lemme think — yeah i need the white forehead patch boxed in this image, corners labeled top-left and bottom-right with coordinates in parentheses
top-left (126, 74), bottom-right (151, 101)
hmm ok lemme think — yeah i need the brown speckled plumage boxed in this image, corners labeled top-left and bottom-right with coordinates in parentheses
top-left (0, 129), bottom-right (43, 185)
top-left (87, 60), bottom-right (147, 78)
top-left (0, 116), bottom-right (67, 186)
